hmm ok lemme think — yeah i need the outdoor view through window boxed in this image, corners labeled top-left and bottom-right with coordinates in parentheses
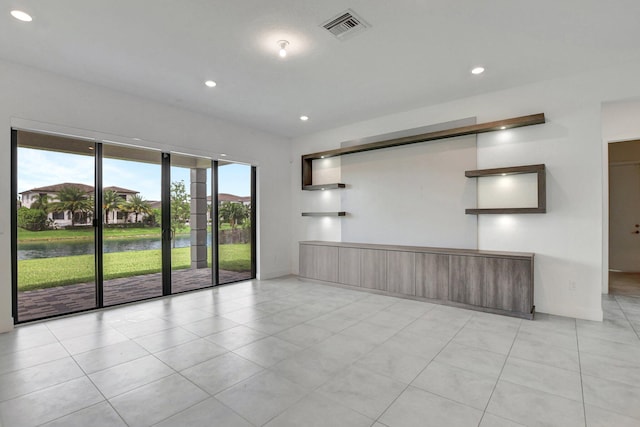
top-left (15, 130), bottom-right (253, 322)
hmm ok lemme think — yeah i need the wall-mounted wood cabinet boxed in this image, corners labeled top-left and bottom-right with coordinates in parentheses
top-left (299, 241), bottom-right (534, 319)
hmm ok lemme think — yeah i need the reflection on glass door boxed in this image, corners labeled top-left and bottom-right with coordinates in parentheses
top-left (170, 154), bottom-right (213, 292)
top-left (14, 131), bottom-right (97, 322)
top-left (102, 145), bottom-right (163, 306)
top-left (217, 162), bottom-right (255, 284)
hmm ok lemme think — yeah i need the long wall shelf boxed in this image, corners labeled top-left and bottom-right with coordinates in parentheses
top-left (301, 113), bottom-right (546, 188)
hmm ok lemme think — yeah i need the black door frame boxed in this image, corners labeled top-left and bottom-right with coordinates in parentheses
top-left (214, 162), bottom-right (257, 284)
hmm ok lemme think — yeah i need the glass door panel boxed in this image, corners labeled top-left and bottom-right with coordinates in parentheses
top-left (170, 154), bottom-right (213, 292)
top-left (15, 131), bottom-right (97, 322)
top-left (218, 162), bottom-right (254, 284)
top-left (102, 145), bottom-right (163, 305)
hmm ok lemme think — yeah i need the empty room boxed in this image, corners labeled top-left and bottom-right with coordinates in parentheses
top-left (1, 2), bottom-right (640, 426)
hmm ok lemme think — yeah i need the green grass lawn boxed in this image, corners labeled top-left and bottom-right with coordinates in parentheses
top-left (18, 227), bottom-right (165, 242)
top-left (18, 244), bottom-right (251, 291)
top-left (17, 225), bottom-right (234, 242)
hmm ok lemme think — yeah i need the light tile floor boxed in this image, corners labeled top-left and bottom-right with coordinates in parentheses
top-left (1, 277), bottom-right (639, 427)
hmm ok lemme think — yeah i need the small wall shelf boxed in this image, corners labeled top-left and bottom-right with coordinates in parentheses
top-left (301, 212), bottom-right (347, 217)
top-left (303, 183), bottom-right (346, 191)
top-left (465, 164), bottom-right (546, 214)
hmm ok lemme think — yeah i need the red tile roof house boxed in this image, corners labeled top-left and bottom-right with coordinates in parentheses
top-left (19, 183), bottom-right (140, 227)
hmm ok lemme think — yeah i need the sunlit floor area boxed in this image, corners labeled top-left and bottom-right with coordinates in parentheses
top-left (1, 277), bottom-right (640, 426)
top-left (609, 271), bottom-right (640, 297)
top-left (17, 269), bottom-right (250, 322)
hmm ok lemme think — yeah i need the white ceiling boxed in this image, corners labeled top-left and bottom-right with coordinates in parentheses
top-left (2, 0), bottom-right (640, 138)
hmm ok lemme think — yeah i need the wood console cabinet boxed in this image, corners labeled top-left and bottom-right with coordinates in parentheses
top-left (299, 241), bottom-right (534, 319)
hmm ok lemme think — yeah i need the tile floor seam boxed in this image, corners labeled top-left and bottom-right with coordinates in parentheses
top-left (372, 310), bottom-right (477, 425)
top-left (256, 390), bottom-right (314, 427)
top-left (574, 317), bottom-right (589, 427)
top-left (0, 351), bottom-right (72, 377)
top-left (33, 400), bottom-right (129, 427)
top-left (614, 295), bottom-right (640, 341)
top-left (75, 353), bottom-right (136, 427)
top-left (72, 350), bottom-right (150, 376)
top-left (579, 373), bottom-right (640, 423)
top-left (506, 353), bottom-right (581, 374)
top-left (0, 362), bottom-right (87, 404)
top-left (101, 368), bottom-right (176, 401)
top-left (197, 351), bottom-right (266, 394)
top-left (141, 380), bottom-right (218, 427)
top-left (476, 316), bottom-right (523, 427)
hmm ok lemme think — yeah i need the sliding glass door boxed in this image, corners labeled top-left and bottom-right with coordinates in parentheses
top-left (14, 131), bottom-right (98, 322)
top-left (170, 154), bottom-right (214, 292)
top-left (102, 145), bottom-right (163, 306)
top-left (12, 130), bottom-right (257, 323)
top-left (217, 162), bottom-right (256, 284)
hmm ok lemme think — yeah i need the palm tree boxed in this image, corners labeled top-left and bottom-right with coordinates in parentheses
top-left (103, 189), bottom-right (119, 224)
top-left (30, 194), bottom-right (50, 213)
top-left (51, 185), bottom-right (93, 226)
top-left (219, 201), bottom-right (247, 229)
top-left (122, 194), bottom-right (151, 223)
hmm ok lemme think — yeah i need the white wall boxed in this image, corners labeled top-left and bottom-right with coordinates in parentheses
top-left (291, 60), bottom-right (640, 321)
top-left (341, 136), bottom-right (477, 248)
top-left (0, 59), bottom-right (292, 333)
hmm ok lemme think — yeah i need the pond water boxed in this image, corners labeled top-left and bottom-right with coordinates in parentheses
top-left (18, 234), bottom-right (212, 260)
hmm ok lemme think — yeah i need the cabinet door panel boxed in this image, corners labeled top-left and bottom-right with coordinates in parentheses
top-left (361, 249), bottom-right (387, 290)
top-left (339, 247), bottom-right (361, 286)
top-left (416, 253), bottom-right (449, 300)
top-left (387, 251), bottom-right (416, 295)
top-left (484, 258), bottom-right (532, 314)
top-left (449, 255), bottom-right (484, 306)
top-left (299, 244), bottom-right (315, 279)
top-left (316, 246), bottom-right (339, 282)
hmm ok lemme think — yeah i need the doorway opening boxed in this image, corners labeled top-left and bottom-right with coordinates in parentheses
top-left (608, 140), bottom-right (640, 297)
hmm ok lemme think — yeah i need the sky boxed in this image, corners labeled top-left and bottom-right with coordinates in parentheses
top-left (18, 147), bottom-right (251, 200)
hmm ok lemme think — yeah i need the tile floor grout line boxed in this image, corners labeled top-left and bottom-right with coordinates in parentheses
top-left (256, 299), bottom-right (443, 424)
top-left (476, 317), bottom-right (523, 427)
top-left (614, 295), bottom-right (640, 341)
top-left (574, 317), bottom-right (588, 427)
top-left (372, 308), bottom-right (477, 425)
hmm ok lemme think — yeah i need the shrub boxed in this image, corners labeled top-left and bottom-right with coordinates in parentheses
top-left (17, 207), bottom-right (48, 231)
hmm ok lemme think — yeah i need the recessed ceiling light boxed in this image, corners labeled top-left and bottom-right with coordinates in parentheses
top-left (300, 115), bottom-right (309, 121)
top-left (10, 10), bottom-right (32, 22)
top-left (205, 80), bottom-right (217, 88)
top-left (132, 137), bottom-right (141, 141)
top-left (471, 67), bottom-right (485, 75)
top-left (220, 153), bottom-right (227, 157)
top-left (88, 146), bottom-right (94, 150)
top-left (278, 40), bottom-right (289, 58)
top-left (500, 126), bottom-right (506, 130)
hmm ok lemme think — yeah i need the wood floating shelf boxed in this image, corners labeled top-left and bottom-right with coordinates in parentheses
top-left (465, 164), bottom-right (546, 215)
top-left (301, 212), bottom-right (346, 217)
top-left (302, 113), bottom-right (546, 188)
top-left (303, 183), bottom-right (346, 191)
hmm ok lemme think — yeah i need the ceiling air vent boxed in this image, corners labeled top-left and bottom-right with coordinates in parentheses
top-left (321, 9), bottom-right (369, 40)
